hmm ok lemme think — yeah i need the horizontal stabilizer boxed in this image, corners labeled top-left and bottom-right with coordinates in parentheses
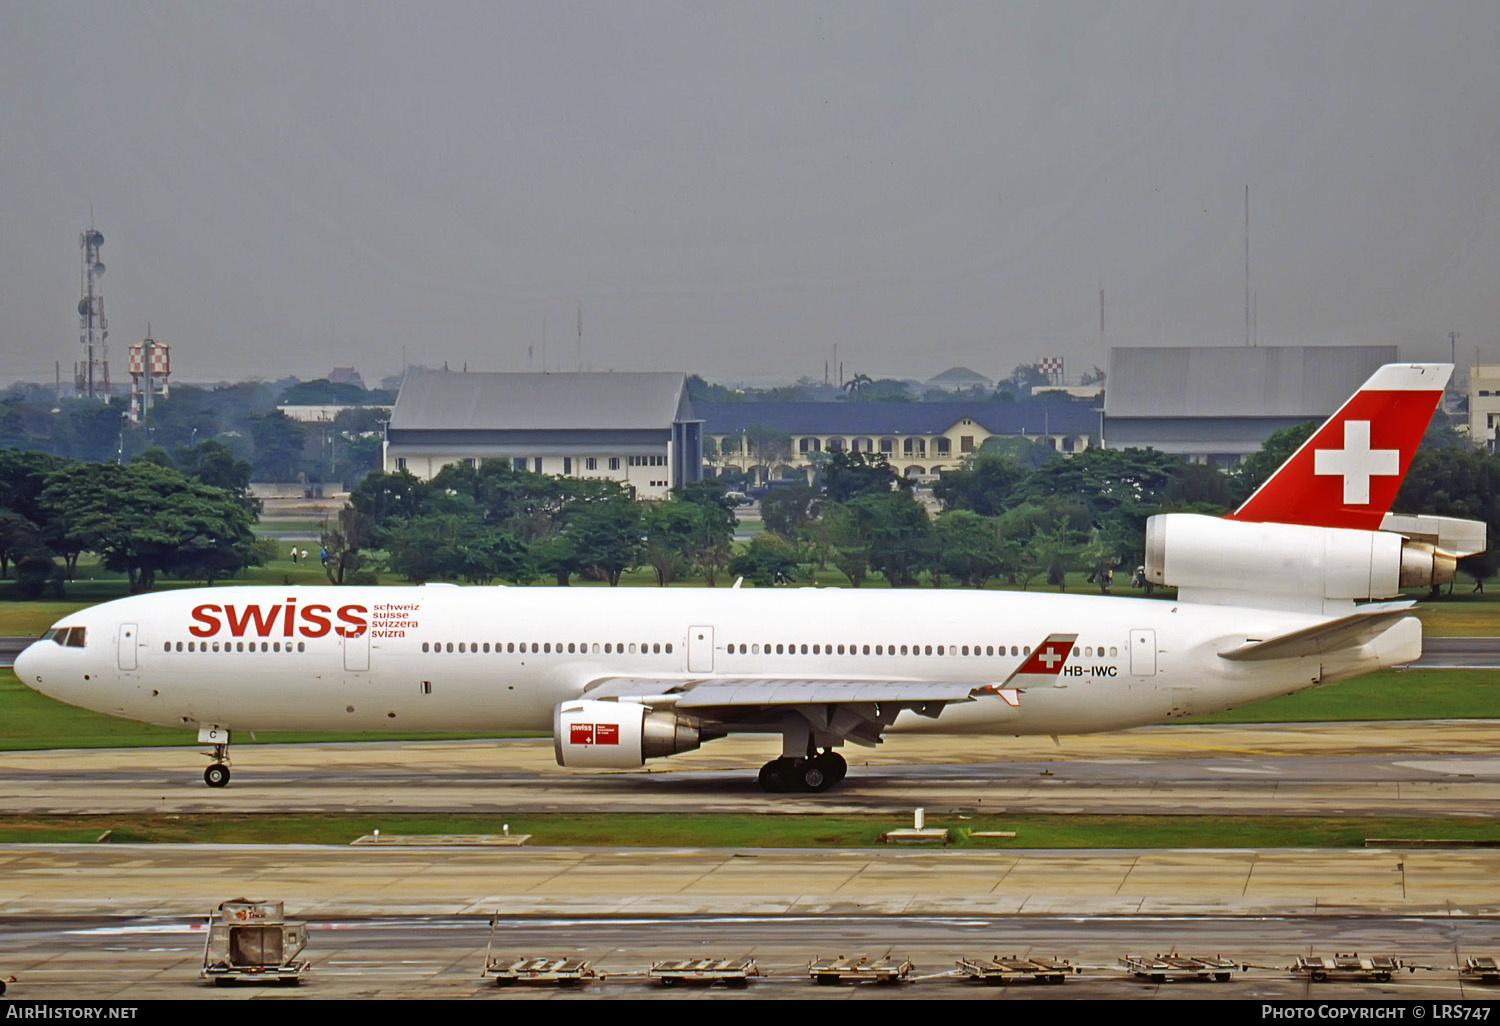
top-left (1218, 603), bottom-right (1415, 662)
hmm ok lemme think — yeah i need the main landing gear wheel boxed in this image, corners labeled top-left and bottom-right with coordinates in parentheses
top-left (757, 751), bottom-right (848, 793)
top-left (812, 751), bottom-right (847, 786)
top-left (757, 758), bottom-right (796, 793)
top-left (204, 764), bottom-right (231, 788)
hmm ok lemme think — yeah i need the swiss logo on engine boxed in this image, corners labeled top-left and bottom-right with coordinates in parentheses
top-left (570, 723), bottom-right (620, 746)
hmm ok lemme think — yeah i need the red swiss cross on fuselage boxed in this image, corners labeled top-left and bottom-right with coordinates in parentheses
top-left (1016, 635), bottom-right (1077, 676)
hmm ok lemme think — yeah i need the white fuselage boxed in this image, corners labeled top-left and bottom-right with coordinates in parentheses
top-left (15, 584), bottom-right (1421, 742)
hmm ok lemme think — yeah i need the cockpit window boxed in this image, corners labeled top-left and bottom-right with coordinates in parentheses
top-left (44, 627), bottom-right (86, 647)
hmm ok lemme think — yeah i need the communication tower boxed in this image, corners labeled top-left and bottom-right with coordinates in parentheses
top-left (75, 226), bottom-right (110, 399)
top-left (127, 331), bottom-right (171, 426)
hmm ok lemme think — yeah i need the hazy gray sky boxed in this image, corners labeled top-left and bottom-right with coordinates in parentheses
top-left (3, 1), bottom-right (1497, 386)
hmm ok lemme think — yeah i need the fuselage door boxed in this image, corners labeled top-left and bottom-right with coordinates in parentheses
top-left (344, 629), bottom-right (370, 672)
top-left (688, 625), bottom-right (714, 674)
top-left (118, 623), bottom-right (138, 671)
top-left (1130, 629), bottom-right (1157, 676)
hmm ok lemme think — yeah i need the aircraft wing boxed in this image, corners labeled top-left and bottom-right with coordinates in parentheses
top-left (583, 676), bottom-right (977, 706)
top-left (1217, 602), bottom-right (1416, 662)
top-left (582, 634), bottom-right (1081, 709)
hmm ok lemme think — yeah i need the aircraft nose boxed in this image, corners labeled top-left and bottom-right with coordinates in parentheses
top-left (12, 639), bottom-right (40, 687)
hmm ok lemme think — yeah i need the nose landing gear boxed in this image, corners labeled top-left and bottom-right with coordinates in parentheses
top-left (757, 750), bottom-right (847, 793)
top-left (198, 726), bottom-right (232, 788)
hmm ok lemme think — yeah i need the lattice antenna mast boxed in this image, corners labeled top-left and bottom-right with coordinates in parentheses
top-left (76, 224), bottom-right (111, 399)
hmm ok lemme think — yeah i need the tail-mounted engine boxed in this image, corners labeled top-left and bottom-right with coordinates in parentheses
top-left (1145, 513), bottom-right (1457, 601)
top-left (553, 699), bottom-right (702, 769)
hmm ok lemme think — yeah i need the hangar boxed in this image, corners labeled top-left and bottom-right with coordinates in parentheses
top-left (1104, 345), bottom-right (1399, 465)
top-left (382, 370), bottom-right (702, 499)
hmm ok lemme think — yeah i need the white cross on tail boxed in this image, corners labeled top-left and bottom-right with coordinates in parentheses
top-left (1313, 420), bottom-right (1399, 505)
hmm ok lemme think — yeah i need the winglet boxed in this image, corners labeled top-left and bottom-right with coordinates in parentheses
top-left (1228, 363), bottom-right (1451, 530)
top-left (977, 633), bottom-right (1078, 698)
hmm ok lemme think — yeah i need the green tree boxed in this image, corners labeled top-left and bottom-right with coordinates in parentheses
top-left (248, 410), bottom-right (307, 482)
top-left (817, 503), bottom-right (873, 588)
top-left (642, 501), bottom-right (698, 586)
top-left (0, 449), bottom-right (62, 577)
top-left (174, 439), bottom-right (259, 513)
top-left (563, 497), bottom-right (643, 586)
top-left (932, 510), bottom-right (1007, 588)
top-left (760, 483), bottom-right (820, 537)
top-left (728, 533), bottom-right (803, 586)
top-left (844, 490), bottom-right (933, 587)
top-left (380, 511), bottom-right (529, 584)
top-left (932, 452), bottom-right (1028, 516)
top-left (674, 481), bottom-right (738, 587)
top-left (822, 450), bottom-right (902, 503)
top-left (1017, 447), bottom-right (1182, 564)
top-left (41, 461), bottom-right (261, 592)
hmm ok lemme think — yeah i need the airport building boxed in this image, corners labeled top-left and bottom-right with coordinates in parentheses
top-left (1468, 364), bottom-right (1500, 451)
top-left (382, 370), bottom-right (703, 499)
top-left (1103, 345), bottom-right (1399, 465)
top-left (696, 399), bottom-right (1098, 483)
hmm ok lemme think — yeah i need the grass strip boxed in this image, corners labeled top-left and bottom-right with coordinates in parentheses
top-left (1182, 667), bottom-right (1500, 723)
top-left (0, 812), bottom-right (1495, 848)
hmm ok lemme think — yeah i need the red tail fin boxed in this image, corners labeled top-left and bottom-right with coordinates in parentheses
top-left (1228, 363), bottom-right (1450, 530)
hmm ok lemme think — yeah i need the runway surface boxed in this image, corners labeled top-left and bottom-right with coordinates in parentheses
top-left (2, 725), bottom-right (1498, 1001)
top-left (2, 722), bottom-right (1497, 816)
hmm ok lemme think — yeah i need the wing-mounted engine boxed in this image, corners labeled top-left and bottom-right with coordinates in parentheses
top-left (1145, 513), bottom-right (1458, 605)
top-left (553, 699), bottom-right (701, 769)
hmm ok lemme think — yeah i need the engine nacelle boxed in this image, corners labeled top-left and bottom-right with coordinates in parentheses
top-left (553, 699), bottom-right (702, 769)
top-left (1145, 513), bottom-right (1455, 601)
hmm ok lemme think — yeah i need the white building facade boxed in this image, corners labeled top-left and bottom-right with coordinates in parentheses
top-left (382, 370), bottom-right (703, 499)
